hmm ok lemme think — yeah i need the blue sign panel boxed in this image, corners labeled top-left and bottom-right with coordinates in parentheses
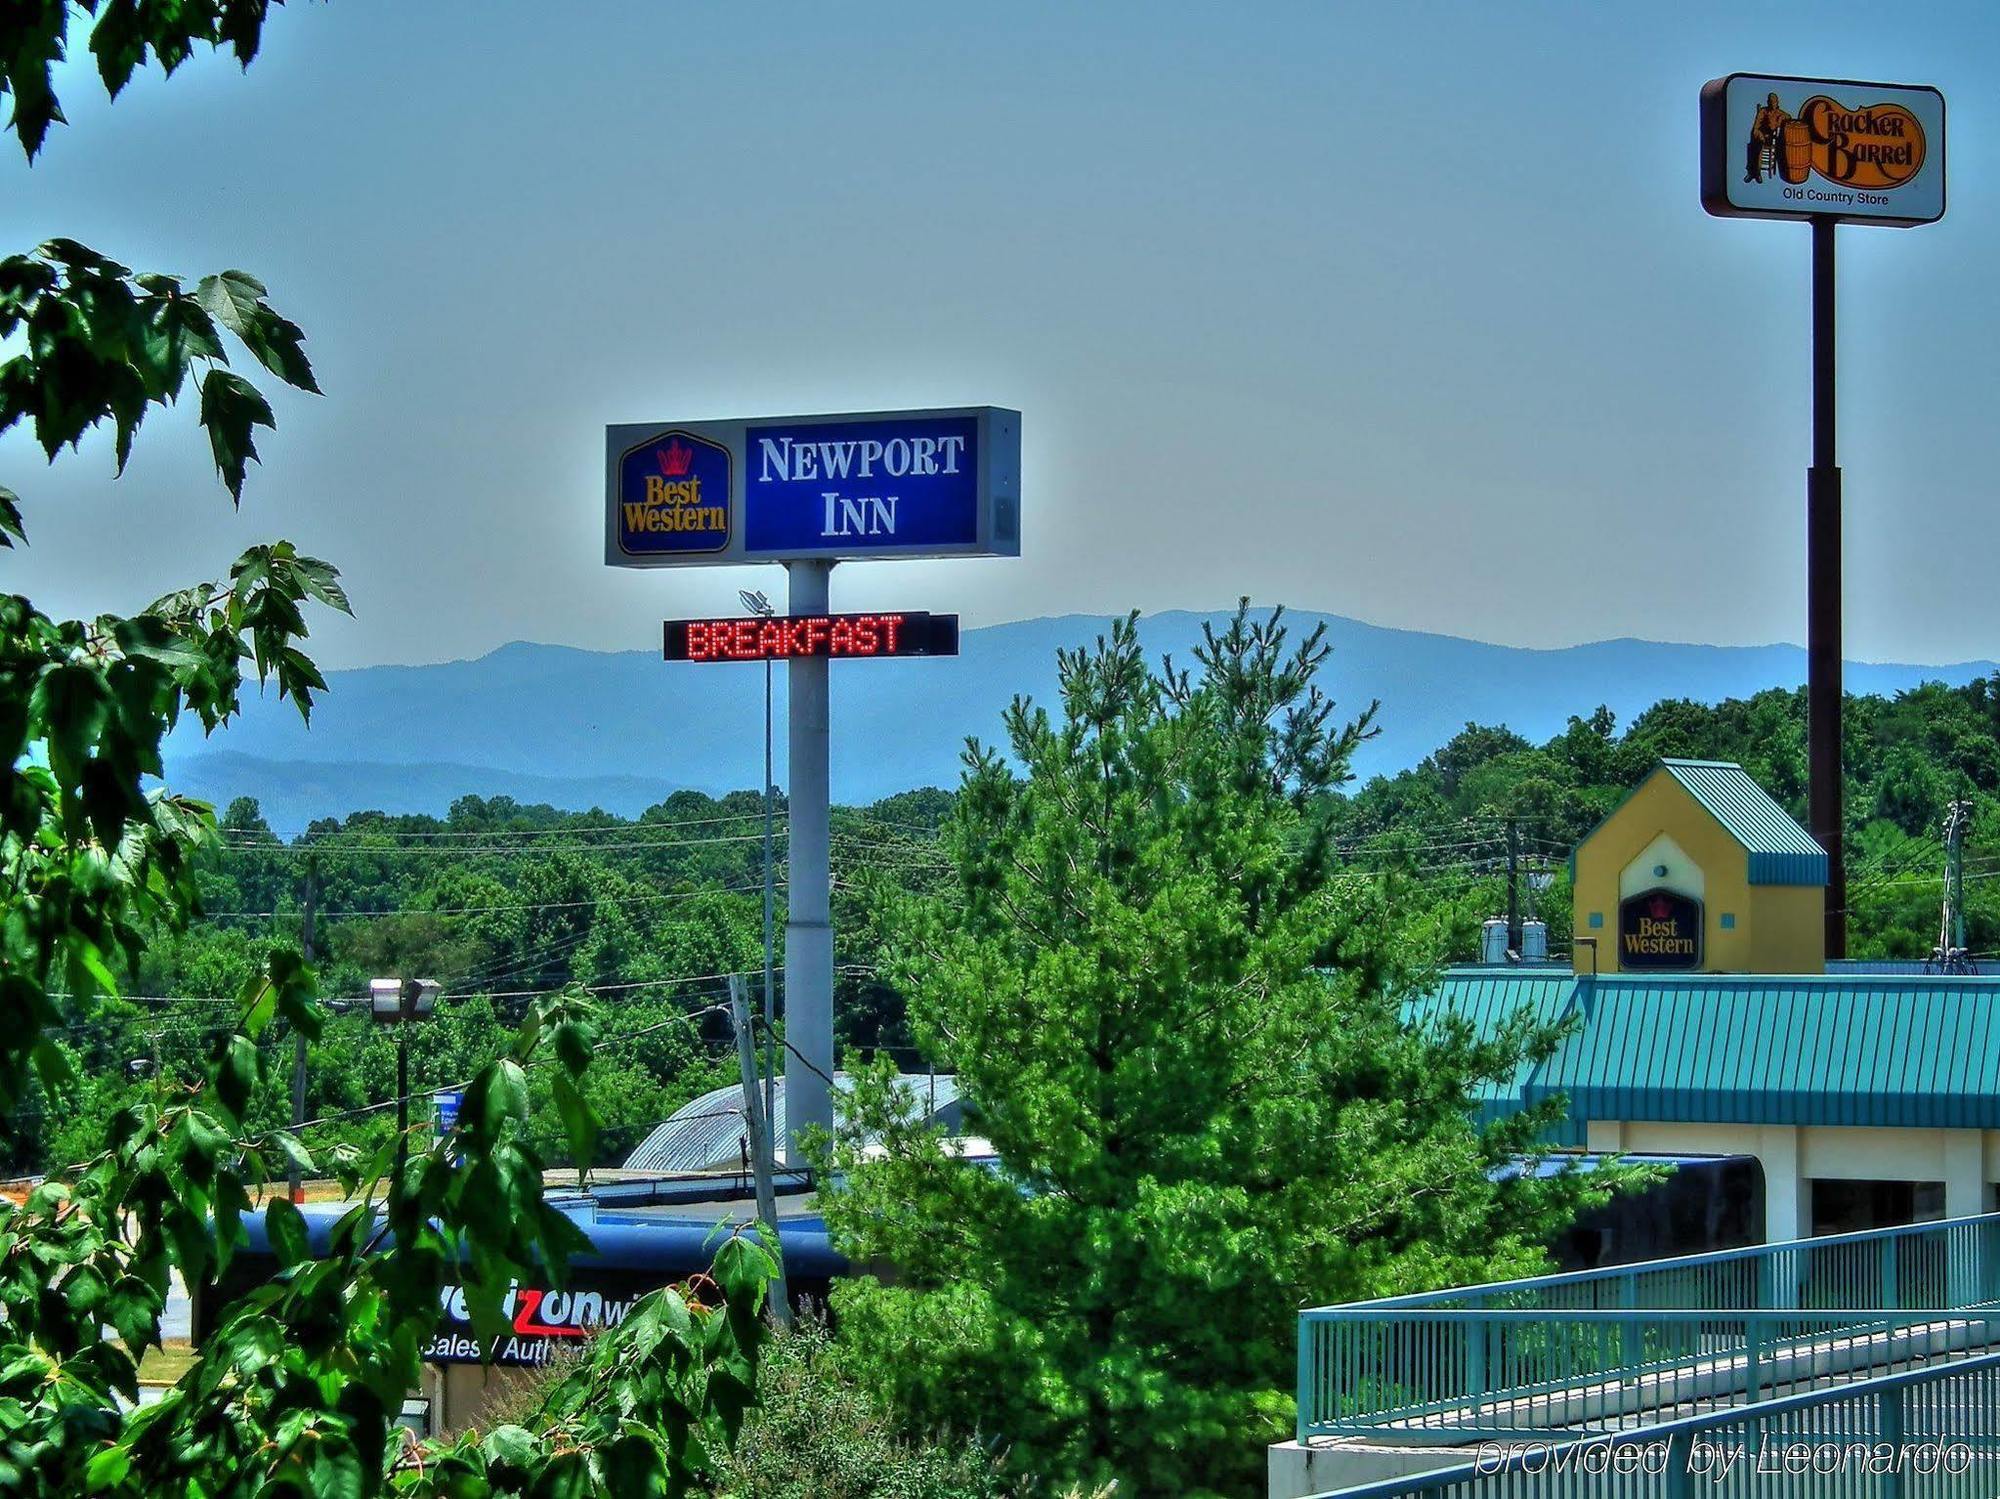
top-left (614, 429), bottom-right (731, 557)
top-left (435, 1089), bottom-right (462, 1139)
top-left (604, 407), bottom-right (1018, 567)
top-left (744, 414), bottom-right (979, 556)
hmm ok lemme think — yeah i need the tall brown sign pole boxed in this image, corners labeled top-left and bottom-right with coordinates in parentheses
top-left (1808, 218), bottom-right (1843, 957)
top-left (1702, 73), bottom-right (1946, 959)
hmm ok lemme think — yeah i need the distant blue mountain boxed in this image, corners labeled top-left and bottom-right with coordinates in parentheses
top-left (166, 752), bottom-right (682, 833)
top-left (163, 611), bottom-right (1998, 837)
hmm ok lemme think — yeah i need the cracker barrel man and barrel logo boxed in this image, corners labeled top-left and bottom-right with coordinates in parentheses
top-left (1619, 888), bottom-right (1704, 971)
top-left (1742, 90), bottom-right (1926, 192)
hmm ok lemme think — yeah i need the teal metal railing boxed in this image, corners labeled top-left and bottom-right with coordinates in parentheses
top-left (1298, 1213), bottom-right (2000, 1443)
top-left (1306, 1349), bottom-right (2000, 1497)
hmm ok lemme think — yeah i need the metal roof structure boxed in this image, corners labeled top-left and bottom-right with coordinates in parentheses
top-left (1408, 967), bottom-right (2000, 1133)
top-left (1656, 759), bottom-right (1829, 886)
top-left (622, 1072), bottom-right (961, 1173)
top-left (1404, 967), bottom-right (1589, 1145)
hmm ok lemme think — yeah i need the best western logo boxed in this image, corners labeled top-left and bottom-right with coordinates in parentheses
top-left (1618, 888), bottom-right (1703, 970)
top-left (618, 431), bottom-right (730, 554)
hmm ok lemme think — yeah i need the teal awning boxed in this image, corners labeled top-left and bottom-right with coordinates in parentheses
top-left (1405, 968), bottom-right (2000, 1132)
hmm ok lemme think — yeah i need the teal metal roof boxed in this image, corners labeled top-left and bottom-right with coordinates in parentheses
top-left (1409, 967), bottom-right (2000, 1131)
top-left (1657, 759), bottom-right (1828, 887)
top-left (1524, 974), bottom-right (2000, 1130)
top-left (1415, 966), bottom-right (2000, 1132)
top-left (1402, 969), bottom-right (1589, 1147)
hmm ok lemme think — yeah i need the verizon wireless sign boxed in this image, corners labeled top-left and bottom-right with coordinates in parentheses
top-left (425, 1278), bottom-right (646, 1366)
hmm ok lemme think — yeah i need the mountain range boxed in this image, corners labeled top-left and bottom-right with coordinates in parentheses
top-left (162, 610), bottom-right (1999, 836)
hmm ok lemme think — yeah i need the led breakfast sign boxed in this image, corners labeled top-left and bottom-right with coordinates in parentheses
top-left (606, 407), bottom-right (1020, 567)
top-left (663, 611), bottom-right (960, 662)
top-left (1701, 73), bottom-right (1945, 226)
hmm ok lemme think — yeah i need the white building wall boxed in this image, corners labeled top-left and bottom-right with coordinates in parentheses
top-left (1587, 1120), bottom-right (1999, 1240)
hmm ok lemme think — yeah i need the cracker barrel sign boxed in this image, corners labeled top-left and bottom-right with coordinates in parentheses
top-left (1702, 74), bottom-right (1944, 226)
top-left (1620, 888), bottom-right (1704, 971)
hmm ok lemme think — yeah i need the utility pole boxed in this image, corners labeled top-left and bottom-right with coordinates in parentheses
top-left (738, 589), bottom-right (781, 1131)
top-left (729, 975), bottom-right (791, 1325)
top-left (761, 632), bottom-right (778, 1130)
top-left (290, 855), bottom-right (316, 1205)
top-left (1936, 800), bottom-right (1972, 973)
top-left (1506, 819), bottom-right (1521, 955)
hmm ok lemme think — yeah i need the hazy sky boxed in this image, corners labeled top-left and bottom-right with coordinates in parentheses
top-left (6, 1), bottom-right (1998, 670)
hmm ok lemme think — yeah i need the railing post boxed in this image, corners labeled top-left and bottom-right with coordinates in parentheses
top-left (1882, 1232), bottom-right (1899, 1311)
top-left (1878, 1385), bottom-right (1906, 1499)
top-left (1746, 1315), bottom-right (1763, 1405)
top-left (1466, 1318), bottom-right (1488, 1409)
top-left (1665, 1433), bottom-right (1696, 1499)
top-left (1296, 1314), bottom-right (1312, 1443)
top-left (1619, 1272), bottom-right (1640, 1379)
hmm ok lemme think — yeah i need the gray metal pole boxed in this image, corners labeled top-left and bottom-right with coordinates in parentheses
top-left (783, 559), bottom-right (834, 1165)
top-left (290, 855), bottom-right (316, 1204)
top-left (762, 655), bottom-right (777, 1131)
top-left (730, 975), bottom-right (791, 1324)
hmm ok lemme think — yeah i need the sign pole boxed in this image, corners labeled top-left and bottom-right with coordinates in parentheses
top-left (1808, 215), bottom-right (1846, 959)
top-left (1702, 74), bottom-right (1944, 957)
top-left (730, 974), bottom-right (791, 1325)
top-left (783, 558), bottom-right (835, 1163)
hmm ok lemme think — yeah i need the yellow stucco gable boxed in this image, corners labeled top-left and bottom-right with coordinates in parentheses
top-left (1573, 762), bottom-right (1826, 976)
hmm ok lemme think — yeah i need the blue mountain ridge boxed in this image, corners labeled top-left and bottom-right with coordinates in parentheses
top-left (162, 610), bottom-right (1998, 837)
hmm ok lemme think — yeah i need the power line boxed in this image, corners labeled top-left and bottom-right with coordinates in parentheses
top-left (204, 878), bottom-right (785, 922)
top-left (218, 830), bottom-right (785, 859)
top-left (219, 809), bottom-right (778, 844)
top-left (285, 1002), bottom-right (735, 1135)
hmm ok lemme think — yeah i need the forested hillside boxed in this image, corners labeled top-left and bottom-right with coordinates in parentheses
top-left (10, 677), bottom-right (1994, 1179)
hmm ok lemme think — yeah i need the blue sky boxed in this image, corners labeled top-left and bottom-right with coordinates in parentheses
top-left (5, 1), bottom-right (1998, 669)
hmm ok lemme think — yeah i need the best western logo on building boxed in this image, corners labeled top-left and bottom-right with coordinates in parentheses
top-left (615, 431), bottom-right (731, 556)
top-left (603, 407), bottom-right (1020, 568)
top-left (1702, 74), bottom-right (1945, 226)
top-left (1619, 888), bottom-right (1704, 971)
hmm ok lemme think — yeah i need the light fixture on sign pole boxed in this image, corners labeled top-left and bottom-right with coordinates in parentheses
top-left (739, 587), bottom-right (779, 1131)
top-left (370, 977), bottom-right (440, 1192)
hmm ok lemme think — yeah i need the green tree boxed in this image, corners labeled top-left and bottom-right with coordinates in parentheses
top-left (819, 607), bottom-right (1616, 1496)
top-left (2, 9), bottom-right (775, 1496)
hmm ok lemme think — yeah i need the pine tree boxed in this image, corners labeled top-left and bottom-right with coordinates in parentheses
top-left (820, 604), bottom-right (1619, 1496)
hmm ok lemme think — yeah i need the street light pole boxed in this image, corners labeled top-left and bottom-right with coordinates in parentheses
top-left (371, 977), bottom-right (440, 1198)
top-left (395, 1020), bottom-right (411, 1185)
top-left (741, 589), bottom-right (780, 1132)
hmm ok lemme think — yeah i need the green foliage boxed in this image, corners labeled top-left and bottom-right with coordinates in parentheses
top-left (2, 16), bottom-right (779, 1496)
top-left (819, 605), bottom-right (1624, 1496)
top-left (1, 242), bottom-right (318, 505)
top-left (715, 1312), bottom-right (1024, 1499)
top-left (0, 542), bottom-right (347, 1123)
top-left (1328, 677), bottom-right (2000, 962)
top-left (0, 978), bottom-right (781, 1498)
top-left (2, 1), bottom-right (287, 161)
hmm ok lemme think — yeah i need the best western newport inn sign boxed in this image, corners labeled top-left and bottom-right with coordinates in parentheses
top-left (605, 407), bottom-right (1021, 565)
